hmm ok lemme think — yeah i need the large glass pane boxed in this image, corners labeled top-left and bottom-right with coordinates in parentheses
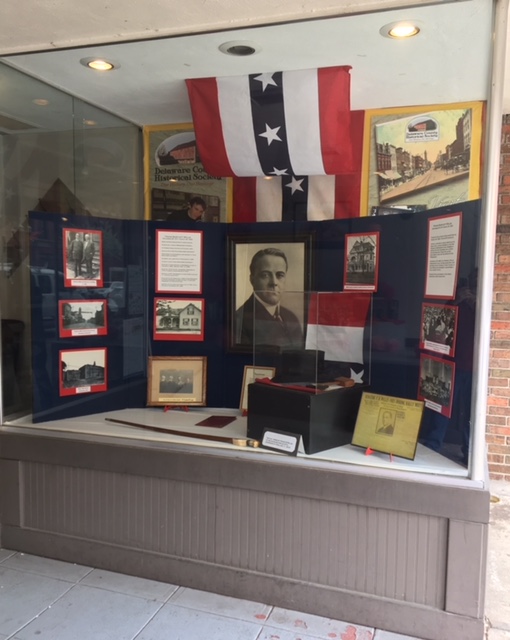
top-left (0, 62), bottom-right (143, 420)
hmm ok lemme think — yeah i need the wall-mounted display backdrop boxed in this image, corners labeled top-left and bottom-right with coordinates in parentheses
top-left (29, 199), bottom-right (480, 466)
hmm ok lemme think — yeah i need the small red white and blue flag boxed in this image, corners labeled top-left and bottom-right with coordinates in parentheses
top-left (185, 66), bottom-right (353, 179)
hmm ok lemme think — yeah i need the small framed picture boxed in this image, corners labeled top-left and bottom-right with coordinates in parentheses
top-left (153, 298), bottom-right (205, 341)
top-left (59, 299), bottom-right (107, 338)
top-left (59, 347), bottom-right (107, 397)
top-left (63, 228), bottom-right (104, 288)
top-left (147, 356), bottom-right (207, 406)
top-left (239, 365), bottom-right (276, 412)
top-left (417, 354), bottom-right (455, 418)
top-left (344, 232), bottom-right (379, 292)
top-left (420, 302), bottom-right (458, 357)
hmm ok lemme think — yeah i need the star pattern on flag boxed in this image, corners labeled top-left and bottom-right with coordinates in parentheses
top-left (270, 167), bottom-right (288, 176)
top-left (350, 368), bottom-right (364, 384)
top-left (285, 176), bottom-right (304, 194)
top-left (253, 72), bottom-right (278, 91)
top-left (259, 124), bottom-right (282, 145)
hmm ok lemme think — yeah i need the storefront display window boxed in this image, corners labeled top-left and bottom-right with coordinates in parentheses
top-left (0, 0), bottom-right (497, 482)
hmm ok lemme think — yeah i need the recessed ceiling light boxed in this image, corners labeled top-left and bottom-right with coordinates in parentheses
top-left (380, 21), bottom-right (421, 39)
top-left (219, 41), bottom-right (260, 56)
top-left (83, 119), bottom-right (97, 126)
top-left (80, 57), bottom-right (119, 71)
top-left (33, 98), bottom-right (49, 106)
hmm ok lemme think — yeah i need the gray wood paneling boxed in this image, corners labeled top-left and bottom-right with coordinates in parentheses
top-left (0, 460), bottom-right (21, 526)
top-left (446, 519), bottom-right (488, 618)
top-left (21, 460), bottom-right (447, 607)
top-left (0, 433), bottom-right (490, 522)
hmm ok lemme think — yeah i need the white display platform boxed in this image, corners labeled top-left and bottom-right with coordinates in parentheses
top-left (5, 407), bottom-right (470, 482)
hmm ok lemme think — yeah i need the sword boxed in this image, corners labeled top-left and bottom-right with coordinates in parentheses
top-left (105, 417), bottom-right (260, 447)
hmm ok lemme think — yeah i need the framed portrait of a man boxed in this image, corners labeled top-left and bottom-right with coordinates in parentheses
top-left (227, 235), bottom-right (312, 353)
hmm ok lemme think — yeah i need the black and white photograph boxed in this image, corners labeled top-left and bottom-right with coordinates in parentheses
top-left (59, 299), bottom-right (107, 338)
top-left (417, 354), bottom-right (455, 417)
top-left (59, 347), bottom-right (107, 396)
top-left (344, 232), bottom-right (379, 292)
top-left (147, 356), bottom-right (206, 406)
top-left (376, 409), bottom-right (396, 436)
top-left (153, 298), bottom-right (204, 341)
top-left (420, 302), bottom-right (458, 356)
top-left (228, 235), bottom-right (312, 352)
top-left (63, 228), bottom-right (103, 288)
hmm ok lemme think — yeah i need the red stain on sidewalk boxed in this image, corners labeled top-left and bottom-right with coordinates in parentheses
top-left (255, 614), bottom-right (267, 620)
top-left (341, 627), bottom-right (374, 640)
top-left (294, 619), bottom-right (308, 629)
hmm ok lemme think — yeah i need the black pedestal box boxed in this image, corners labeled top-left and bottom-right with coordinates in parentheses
top-left (247, 382), bottom-right (364, 455)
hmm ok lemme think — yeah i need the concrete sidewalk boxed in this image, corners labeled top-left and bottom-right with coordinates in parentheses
top-left (485, 479), bottom-right (510, 639)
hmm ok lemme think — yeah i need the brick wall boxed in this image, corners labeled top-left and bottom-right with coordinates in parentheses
top-left (488, 114), bottom-right (510, 479)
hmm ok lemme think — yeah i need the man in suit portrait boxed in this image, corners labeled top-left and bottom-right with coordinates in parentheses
top-left (83, 233), bottom-right (96, 278)
top-left (68, 232), bottom-right (84, 278)
top-left (377, 410), bottom-right (395, 436)
top-left (235, 247), bottom-right (303, 349)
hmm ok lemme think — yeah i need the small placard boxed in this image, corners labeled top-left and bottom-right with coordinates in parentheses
top-left (260, 429), bottom-right (299, 456)
top-left (351, 392), bottom-right (424, 460)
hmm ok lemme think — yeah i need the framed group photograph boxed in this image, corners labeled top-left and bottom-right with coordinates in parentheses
top-left (239, 365), bottom-right (276, 412)
top-left (59, 299), bottom-right (107, 338)
top-left (420, 302), bottom-right (458, 357)
top-left (227, 234), bottom-right (313, 353)
top-left (59, 347), bottom-right (107, 397)
top-left (153, 298), bottom-right (205, 341)
top-left (147, 356), bottom-right (207, 406)
top-left (143, 124), bottom-right (232, 223)
top-left (417, 354), bottom-right (455, 417)
top-left (63, 228), bottom-right (103, 288)
top-left (344, 232), bottom-right (379, 292)
top-left (360, 101), bottom-right (484, 216)
top-left (351, 392), bottom-right (424, 460)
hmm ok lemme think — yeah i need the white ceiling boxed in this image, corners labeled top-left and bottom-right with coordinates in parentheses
top-left (0, 0), bottom-right (502, 130)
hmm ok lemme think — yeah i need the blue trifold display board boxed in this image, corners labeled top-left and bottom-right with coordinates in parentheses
top-left (29, 201), bottom-right (480, 465)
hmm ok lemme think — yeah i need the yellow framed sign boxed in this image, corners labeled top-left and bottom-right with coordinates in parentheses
top-left (143, 124), bottom-right (232, 222)
top-left (360, 101), bottom-right (484, 216)
top-left (351, 392), bottom-right (424, 460)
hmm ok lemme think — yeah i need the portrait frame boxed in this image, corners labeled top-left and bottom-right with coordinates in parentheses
top-left (343, 232), bottom-right (380, 292)
top-left (417, 353), bottom-right (456, 418)
top-left (143, 123), bottom-right (232, 222)
top-left (147, 356), bottom-right (207, 407)
top-left (420, 302), bottom-right (458, 357)
top-left (153, 297), bottom-right (205, 342)
top-left (360, 101), bottom-right (484, 217)
top-left (59, 299), bottom-right (107, 338)
top-left (227, 234), bottom-right (313, 353)
top-left (59, 347), bottom-right (107, 397)
top-left (239, 365), bottom-right (276, 412)
top-left (63, 228), bottom-right (104, 288)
